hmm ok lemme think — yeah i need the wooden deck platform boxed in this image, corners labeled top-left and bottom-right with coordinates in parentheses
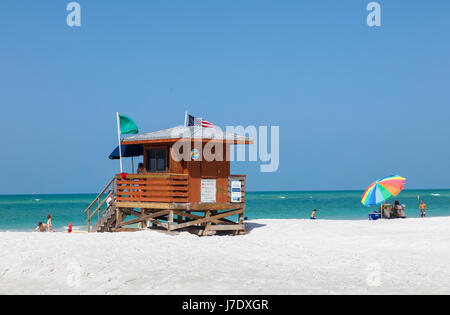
top-left (85, 174), bottom-right (247, 236)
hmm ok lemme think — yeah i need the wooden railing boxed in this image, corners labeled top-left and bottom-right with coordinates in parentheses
top-left (115, 173), bottom-right (189, 203)
top-left (84, 177), bottom-right (116, 232)
top-left (229, 175), bottom-right (246, 203)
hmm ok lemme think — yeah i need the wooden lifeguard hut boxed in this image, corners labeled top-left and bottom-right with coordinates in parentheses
top-left (84, 125), bottom-right (253, 236)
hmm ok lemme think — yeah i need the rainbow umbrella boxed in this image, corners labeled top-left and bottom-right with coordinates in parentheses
top-left (362, 175), bottom-right (406, 207)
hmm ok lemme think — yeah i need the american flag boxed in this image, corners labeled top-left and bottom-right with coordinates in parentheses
top-left (187, 114), bottom-right (215, 129)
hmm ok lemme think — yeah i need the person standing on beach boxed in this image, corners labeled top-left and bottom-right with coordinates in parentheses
top-left (310, 209), bottom-right (318, 220)
top-left (47, 215), bottom-right (56, 232)
top-left (419, 200), bottom-right (428, 218)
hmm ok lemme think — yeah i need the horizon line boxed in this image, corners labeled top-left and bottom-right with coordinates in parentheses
top-left (0, 188), bottom-right (449, 197)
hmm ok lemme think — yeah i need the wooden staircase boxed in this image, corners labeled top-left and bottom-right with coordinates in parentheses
top-left (92, 202), bottom-right (117, 232)
top-left (84, 178), bottom-right (117, 233)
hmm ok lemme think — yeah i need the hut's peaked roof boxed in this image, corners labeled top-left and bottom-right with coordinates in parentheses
top-left (122, 126), bottom-right (253, 144)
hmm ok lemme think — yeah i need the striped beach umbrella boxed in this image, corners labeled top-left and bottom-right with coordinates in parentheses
top-left (361, 175), bottom-right (406, 207)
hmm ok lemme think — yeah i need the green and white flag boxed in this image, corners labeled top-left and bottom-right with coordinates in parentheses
top-left (119, 115), bottom-right (139, 135)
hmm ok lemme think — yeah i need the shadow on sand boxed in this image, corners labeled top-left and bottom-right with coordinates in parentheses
top-left (245, 221), bottom-right (267, 233)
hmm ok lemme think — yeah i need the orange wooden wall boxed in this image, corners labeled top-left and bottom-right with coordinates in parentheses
top-left (144, 143), bottom-right (231, 203)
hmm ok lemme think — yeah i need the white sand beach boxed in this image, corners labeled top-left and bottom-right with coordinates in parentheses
top-left (1, 217), bottom-right (449, 295)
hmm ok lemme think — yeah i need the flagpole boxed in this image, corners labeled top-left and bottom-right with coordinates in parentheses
top-left (116, 112), bottom-right (123, 174)
top-left (184, 111), bottom-right (188, 127)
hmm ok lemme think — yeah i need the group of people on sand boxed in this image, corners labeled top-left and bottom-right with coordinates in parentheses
top-left (33, 214), bottom-right (55, 232)
top-left (377, 200), bottom-right (405, 217)
top-left (375, 198), bottom-right (428, 218)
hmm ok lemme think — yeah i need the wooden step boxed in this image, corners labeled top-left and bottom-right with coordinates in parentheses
top-left (93, 204), bottom-right (117, 233)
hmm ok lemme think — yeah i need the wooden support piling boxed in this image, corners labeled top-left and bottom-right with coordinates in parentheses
top-left (168, 210), bottom-right (174, 231)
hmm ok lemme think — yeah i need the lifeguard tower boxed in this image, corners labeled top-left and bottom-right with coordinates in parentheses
top-left (84, 125), bottom-right (252, 236)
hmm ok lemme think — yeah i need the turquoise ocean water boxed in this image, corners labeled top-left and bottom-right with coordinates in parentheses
top-left (0, 190), bottom-right (449, 231)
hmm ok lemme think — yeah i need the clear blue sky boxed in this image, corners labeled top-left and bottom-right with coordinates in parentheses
top-left (0, 0), bottom-right (449, 194)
